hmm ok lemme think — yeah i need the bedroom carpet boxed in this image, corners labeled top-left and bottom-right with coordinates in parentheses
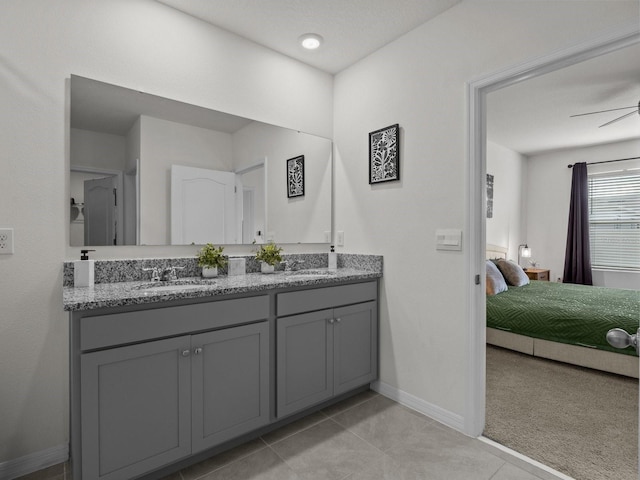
top-left (485, 345), bottom-right (638, 480)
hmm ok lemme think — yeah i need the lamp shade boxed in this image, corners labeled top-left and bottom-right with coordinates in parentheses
top-left (521, 246), bottom-right (532, 258)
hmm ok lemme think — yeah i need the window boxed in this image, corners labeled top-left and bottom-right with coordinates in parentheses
top-left (588, 172), bottom-right (640, 271)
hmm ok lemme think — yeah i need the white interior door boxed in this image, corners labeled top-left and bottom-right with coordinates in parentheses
top-left (84, 176), bottom-right (117, 246)
top-left (235, 175), bottom-right (244, 244)
top-left (171, 165), bottom-right (236, 245)
top-left (242, 188), bottom-right (255, 244)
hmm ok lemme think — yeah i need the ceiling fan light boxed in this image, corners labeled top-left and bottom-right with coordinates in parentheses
top-left (299, 33), bottom-right (323, 50)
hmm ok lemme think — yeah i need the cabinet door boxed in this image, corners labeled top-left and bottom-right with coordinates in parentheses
top-left (191, 322), bottom-right (270, 452)
top-left (277, 309), bottom-right (334, 417)
top-left (333, 301), bottom-right (378, 395)
top-left (81, 336), bottom-right (191, 480)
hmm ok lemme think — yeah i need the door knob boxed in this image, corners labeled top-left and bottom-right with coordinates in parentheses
top-left (606, 328), bottom-right (638, 354)
top-left (181, 349), bottom-right (191, 357)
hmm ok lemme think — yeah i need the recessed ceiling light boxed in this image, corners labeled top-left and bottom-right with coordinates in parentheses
top-left (299, 33), bottom-right (323, 50)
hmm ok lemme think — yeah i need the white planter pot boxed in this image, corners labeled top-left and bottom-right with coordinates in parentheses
top-left (202, 267), bottom-right (218, 278)
top-left (261, 262), bottom-right (275, 274)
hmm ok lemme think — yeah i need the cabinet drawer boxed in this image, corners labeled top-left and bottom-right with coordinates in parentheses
top-left (537, 271), bottom-right (549, 281)
top-left (525, 269), bottom-right (550, 281)
top-left (277, 281), bottom-right (377, 317)
top-left (81, 296), bottom-right (269, 351)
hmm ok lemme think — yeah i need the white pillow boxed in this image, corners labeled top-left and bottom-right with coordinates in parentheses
top-left (486, 260), bottom-right (508, 295)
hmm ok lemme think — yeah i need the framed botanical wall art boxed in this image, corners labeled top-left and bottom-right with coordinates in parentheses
top-left (287, 155), bottom-right (305, 198)
top-left (369, 124), bottom-right (399, 184)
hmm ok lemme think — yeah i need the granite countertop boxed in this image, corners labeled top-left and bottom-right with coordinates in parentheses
top-left (63, 268), bottom-right (382, 311)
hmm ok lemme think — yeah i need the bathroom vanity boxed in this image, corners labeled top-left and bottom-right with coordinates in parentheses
top-left (64, 260), bottom-right (381, 480)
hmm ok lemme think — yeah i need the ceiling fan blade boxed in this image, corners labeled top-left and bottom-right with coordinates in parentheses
top-left (598, 109), bottom-right (639, 128)
top-left (570, 105), bottom-right (637, 118)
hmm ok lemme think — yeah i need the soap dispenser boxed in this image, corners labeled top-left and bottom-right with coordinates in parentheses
top-left (74, 249), bottom-right (96, 287)
top-left (328, 245), bottom-right (337, 270)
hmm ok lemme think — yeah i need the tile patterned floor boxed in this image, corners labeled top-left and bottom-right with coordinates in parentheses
top-left (17, 391), bottom-right (561, 480)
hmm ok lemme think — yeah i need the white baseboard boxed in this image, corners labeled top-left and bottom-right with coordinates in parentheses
top-left (479, 437), bottom-right (574, 480)
top-left (0, 444), bottom-right (68, 480)
top-left (371, 380), bottom-right (465, 432)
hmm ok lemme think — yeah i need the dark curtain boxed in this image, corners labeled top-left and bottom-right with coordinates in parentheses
top-left (563, 162), bottom-right (593, 285)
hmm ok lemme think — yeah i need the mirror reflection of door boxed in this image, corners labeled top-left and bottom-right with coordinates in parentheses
top-left (236, 162), bottom-right (266, 245)
top-left (242, 188), bottom-right (255, 244)
top-left (84, 176), bottom-right (117, 246)
top-left (171, 165), bottom-right (236, 245)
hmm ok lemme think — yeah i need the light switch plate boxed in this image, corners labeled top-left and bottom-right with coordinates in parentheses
top-left (436, 229), bottom-right (462, 251)
top-left (336, 231), bottom-right (344, 246)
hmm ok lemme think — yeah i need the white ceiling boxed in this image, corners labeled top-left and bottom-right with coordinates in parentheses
top-left (156, 0), bottom-right (461, 74)
top-left (488, 42), bottom-right (640, 156)
top-left (90, 1), bottom-right (638, 155)
top-left (70, 75), bottom-right (254, 136)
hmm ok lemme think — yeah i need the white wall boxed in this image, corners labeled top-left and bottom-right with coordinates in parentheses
top-left (139, 115), bottom-right (234, 245)
top-left (333, 1), bottom-right (637, 420)
top-left (124, 118), bottom-right (141, 245)
top-left (526, 138), bottom-right (640, 288)
top-left (70, 128), bottom-right (126, 171)
top-left (0, 0), bottom-right (332, 467)
top-left (232, 122), bottom-right (332, 244)
top-left (69, 128), bottom-right (128, 245)
top-left (486, 141), bottom-right (527, 261)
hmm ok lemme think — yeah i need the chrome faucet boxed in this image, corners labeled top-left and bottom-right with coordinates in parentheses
top-left (160, 266), bottom-right (185, 282)
top-left (143, 267), bottom-right (161, 282)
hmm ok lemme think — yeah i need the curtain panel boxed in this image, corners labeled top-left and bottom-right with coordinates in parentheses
top-left (563, 162), bottom-right (593, 285)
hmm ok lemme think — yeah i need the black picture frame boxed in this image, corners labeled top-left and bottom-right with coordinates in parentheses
top-left (287, 155), bottom-right (305, 198)
top-left (486, 173), bottom-right (494, 218)
top-left (369, 124), bottom-right (400, 184)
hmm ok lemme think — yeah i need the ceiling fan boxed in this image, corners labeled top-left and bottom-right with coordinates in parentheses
top-left (570, 100), bottom-right (640, 128)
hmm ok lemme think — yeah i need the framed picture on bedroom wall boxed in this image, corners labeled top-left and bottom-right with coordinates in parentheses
top-left (369, 124), bottom-right (400, 184)
top-left (486, 173), bottom-right (494, 218)
top-left (287, 155), bottom-right (305, 198)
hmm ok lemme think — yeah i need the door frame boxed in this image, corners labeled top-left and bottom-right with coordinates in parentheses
top-left (70, 165), bottom-right (124, 245)
top-left (465, 26), bottom-right (640, 437)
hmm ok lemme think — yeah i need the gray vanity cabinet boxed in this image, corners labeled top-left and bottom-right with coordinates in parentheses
top-left (276, 309), bottom-right (334, 416)
top-left (191, 321), bottom-right (270, 452)
top-left (276, 282), bottom-right (378, 418)
top-left (71, 280), bottom-right (379, 480)
top-left (80, 336), bottom-right (192, 480)
top-left (74, 297), bottom-right (270, 480)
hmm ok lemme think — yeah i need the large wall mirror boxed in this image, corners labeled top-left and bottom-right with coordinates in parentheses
top-left (69, 75), bottom-right (332, 247)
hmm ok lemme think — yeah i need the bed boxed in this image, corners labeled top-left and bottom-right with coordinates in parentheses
top-left (485, 244), bottom-right (640, 378)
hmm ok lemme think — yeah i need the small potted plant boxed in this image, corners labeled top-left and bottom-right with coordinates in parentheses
top-left (255, 242), bottom-right (283, 274)
top-left (197, 244), bottom-right (227, 278)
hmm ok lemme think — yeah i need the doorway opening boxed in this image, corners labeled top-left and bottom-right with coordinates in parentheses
top-left (466, 25), bottom-right (640, 473)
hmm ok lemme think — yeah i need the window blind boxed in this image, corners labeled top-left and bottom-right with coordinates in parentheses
top-left (588, 172), bottom-right (640, 271)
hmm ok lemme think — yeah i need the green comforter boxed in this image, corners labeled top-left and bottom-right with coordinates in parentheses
top-left (486, 280), bottom-right (640, 356)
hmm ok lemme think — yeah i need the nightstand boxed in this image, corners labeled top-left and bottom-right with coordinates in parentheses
top-left (524, 268), bottom-right (550, 281)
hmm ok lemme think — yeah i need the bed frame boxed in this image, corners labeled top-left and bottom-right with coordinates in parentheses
top-left (485, 244), bottom-right (638, 379)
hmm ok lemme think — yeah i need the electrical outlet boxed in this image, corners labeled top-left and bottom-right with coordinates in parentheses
top-left (324, 231), bottom-right (331, 243)
top-left (0, 228), bottom-right (14, 254)
top-left (337, 231), bottom-right (344, 246)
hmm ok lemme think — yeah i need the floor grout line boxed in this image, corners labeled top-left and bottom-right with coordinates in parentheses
top-left (261, 411), bottom-right (330, 446)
